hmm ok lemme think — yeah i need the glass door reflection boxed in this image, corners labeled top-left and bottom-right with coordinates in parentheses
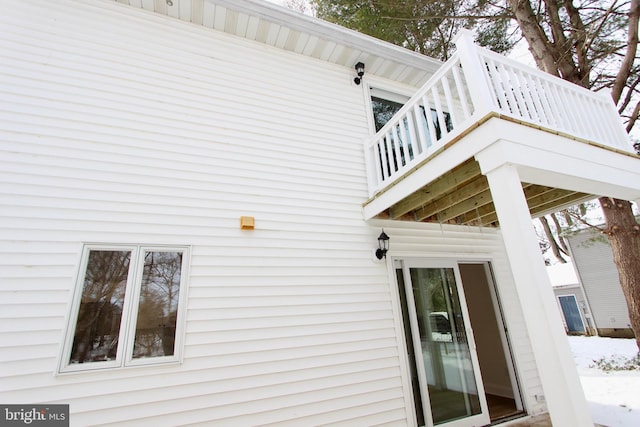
top-left (400, 261), bottom-right (489, 427)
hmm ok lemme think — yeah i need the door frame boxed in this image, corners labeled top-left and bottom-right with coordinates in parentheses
top-left (393, 258), bottom-right (490, 427)
top-left (388, 257), bottom-right (524, 426)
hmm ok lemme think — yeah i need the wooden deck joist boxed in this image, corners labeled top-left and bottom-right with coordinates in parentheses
top-left (378, 158), bottom-right (594, 227)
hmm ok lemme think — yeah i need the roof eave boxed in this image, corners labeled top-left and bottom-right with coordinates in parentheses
top-left (212, 0), bottom-right (443, 74)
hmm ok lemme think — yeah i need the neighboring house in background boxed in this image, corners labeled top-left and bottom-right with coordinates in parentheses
top-left (566, 228), bottom-right (635, 338)
top-left (2, 1), bottom-right (640, 427)
top-left (548, 263), bottom-right (595, 336)
top-left (547, 227), bottom-right (635, 339)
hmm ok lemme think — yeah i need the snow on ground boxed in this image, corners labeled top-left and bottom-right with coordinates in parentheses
top-left (568, 336), bottom-right (640, 427)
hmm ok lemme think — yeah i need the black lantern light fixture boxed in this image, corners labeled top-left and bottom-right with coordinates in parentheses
top-left (354, 62), bottom-right (365, 85)
top-left (375, 230), bottom-right (390, 260)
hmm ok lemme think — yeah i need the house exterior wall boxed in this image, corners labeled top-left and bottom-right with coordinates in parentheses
top-left (566, 229), bottom-right (633, 337)
top-left (1, 0), bottom-right (544, 425)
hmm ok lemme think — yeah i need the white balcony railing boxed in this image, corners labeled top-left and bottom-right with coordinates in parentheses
top-left (365, 30), bottom-right (632, 196)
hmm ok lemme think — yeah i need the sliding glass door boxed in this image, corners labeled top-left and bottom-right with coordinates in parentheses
top-left (397, 260), bottom-right (490, 427)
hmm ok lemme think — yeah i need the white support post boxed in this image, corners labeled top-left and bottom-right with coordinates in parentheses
top-left (484, 163), bottom-right (593, 427)
top-left (454, 29), bottom-right (495, 116)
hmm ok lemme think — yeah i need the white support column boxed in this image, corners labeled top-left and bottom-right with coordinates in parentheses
top-left (485, 163), bottom-right (593, 427)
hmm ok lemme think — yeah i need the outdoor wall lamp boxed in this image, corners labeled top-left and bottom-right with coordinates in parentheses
top-left (354, 62), bottom-right (365, 85)
top-left (376, 230), bottom-right (390, 260)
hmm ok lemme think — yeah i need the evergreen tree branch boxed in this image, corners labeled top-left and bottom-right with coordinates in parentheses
top-left (378, 14), bottom-right (513, 21)
top-left (583, 0), bottom-right (621, 54)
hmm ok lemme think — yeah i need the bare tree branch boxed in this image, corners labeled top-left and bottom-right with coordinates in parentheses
top-left (550, 212), bottom-right (570, 254)
top-left (544, 0), bottom-right (568, 46)
top-left (612, 0), bottom-right (640, 103)
top-left (539, 216), bottom-right (568, 263)
top-left (508, 0), bottom-right (560, 75)
top-left (619, 75), bottom-right (640, 112)
top-left (625, 99), bottom-right (640, 132)
top-left (564, 209), bottom-right (606, 232)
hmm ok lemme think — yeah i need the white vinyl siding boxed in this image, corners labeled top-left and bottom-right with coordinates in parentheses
top-left (0, 0), bottom-right (400, 425)
top-left (567, 230), bottom-right (631, 330)
top-left (0, 0), bottom-right (542, 425)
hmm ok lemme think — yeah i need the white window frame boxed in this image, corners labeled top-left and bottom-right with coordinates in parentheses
top-left (59, 244), bottom-right (190, 373)
top-left (366, 86), bottom-right (413, 134)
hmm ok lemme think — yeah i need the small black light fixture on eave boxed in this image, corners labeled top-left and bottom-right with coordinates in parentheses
top-left (375, 230), bottom-right (390, 260)
top-left (354, 62), bottom-right (365, 85)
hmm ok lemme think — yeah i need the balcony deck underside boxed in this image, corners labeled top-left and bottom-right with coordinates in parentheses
top-left (373, 158), bottom-right (593, 227)
top-left (363, 117), bottom-right (640, 227)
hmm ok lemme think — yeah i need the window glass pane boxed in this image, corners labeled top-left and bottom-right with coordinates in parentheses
top-left (419, 106), bottom-right (454, 144)
top-left (410, 267), bottom-right (482, 424)
top-left (372, 96), bottom-right (404, 132)
top-left (133, 251), bottom-right (183, 359)
top-left (70, 250), bottom-right (131, 364)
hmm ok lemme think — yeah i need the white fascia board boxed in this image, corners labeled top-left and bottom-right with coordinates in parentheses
top-left (211, 0), bottom-right (443, 74)
top-left (474, 125), bottom-right (640, 201)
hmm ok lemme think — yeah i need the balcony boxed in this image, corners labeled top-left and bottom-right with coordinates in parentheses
top-left (362, 31), bottom-right (638, 226)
